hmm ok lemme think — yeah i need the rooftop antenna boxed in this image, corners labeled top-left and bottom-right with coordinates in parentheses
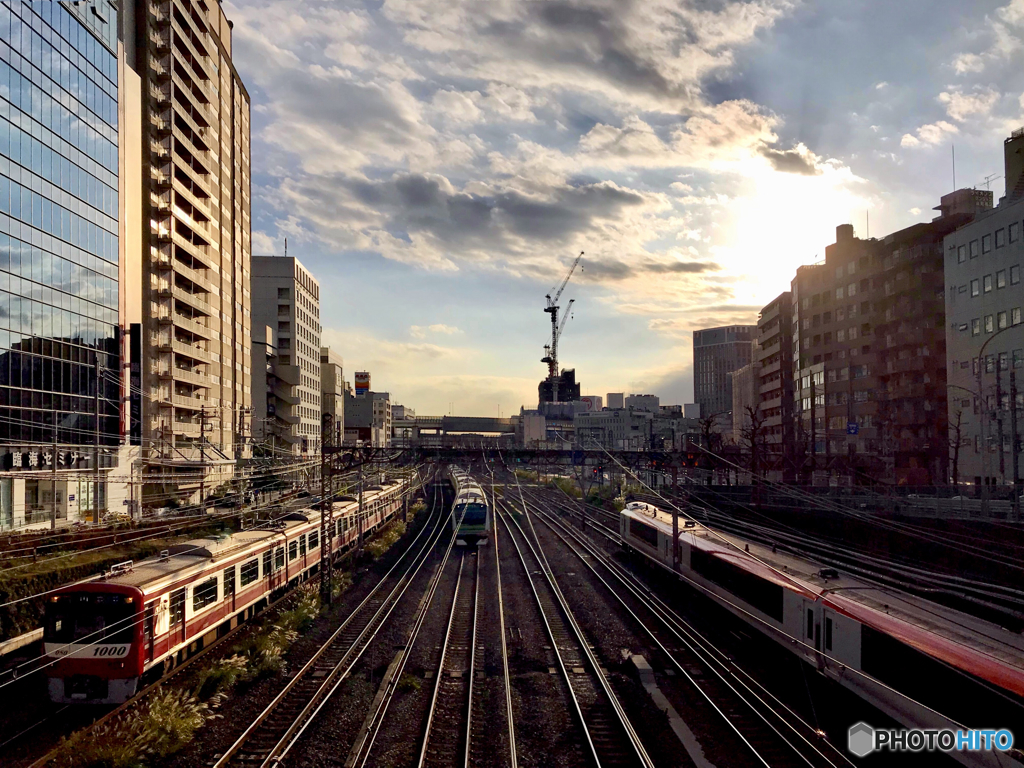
top-left (983, 173), bottom-right (1002, 190)
top-left (284, 237), bottom-right (288, 258)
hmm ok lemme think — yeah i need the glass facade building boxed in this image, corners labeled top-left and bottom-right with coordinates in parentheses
top-left (0, 1), bottom-right (121, 524)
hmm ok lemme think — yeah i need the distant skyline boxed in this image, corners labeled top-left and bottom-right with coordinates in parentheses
top-left (228, 0), bottom-right (1024, 415)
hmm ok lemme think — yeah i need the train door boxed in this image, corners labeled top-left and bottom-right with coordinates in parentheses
top-left (143, 603), bottom-right (155, 663)
top-left (802, 600), bottom-right (825, 670)
top-left (169, 588), bottom-right (186, 646)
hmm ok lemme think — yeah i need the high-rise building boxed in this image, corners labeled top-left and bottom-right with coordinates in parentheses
top-left (945, 131), bottom-right (1024, 488)
top-left (0, 1), bottom-right (125, 528)
top-left (251, 256), bottom-right (320, 455)
top-left (731, 339), bottom-right (761, 444)
top-left (320, 346), bottom-right (344, 446)
top-left (624, 394), bottom-right (660, 412)
top-left (133, 0), bottom-right (251, 502)
top-left (606, 392), bottom-right (624, 410)
top-left (692, 324), bottom-right (757, 430)
top-left (344, 390), bottom-right (390, 447)
top-left (757, 292), bottom-right (794, 481)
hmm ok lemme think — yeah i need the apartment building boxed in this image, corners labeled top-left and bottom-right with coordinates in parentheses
top-left (945, 131), bottom-right (1024, 487)
top-left (135, 0), bottom-right (252, 501)
top-left (251, 256), bottom-right (321, 455)
top-left (0, 1), bottom-right (125, 527)
top-left (757, 292), bottom-right (794, 481)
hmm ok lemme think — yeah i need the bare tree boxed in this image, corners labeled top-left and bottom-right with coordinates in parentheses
top-left (741, 405), bottom-right (766, 480)
top-left (948, 409), bottom-right (968, 492)
top-left (698, 412), bottom-right (723, 485)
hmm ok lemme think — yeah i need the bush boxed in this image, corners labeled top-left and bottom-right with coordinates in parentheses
top-left (330, 571), bottom-right (354, 601)
top-left (397, 673), bottom-right (421, 692)
top-left (279, 594), bottom-right (318, 633)
top-left (365, 520), bottom-right (407, 559)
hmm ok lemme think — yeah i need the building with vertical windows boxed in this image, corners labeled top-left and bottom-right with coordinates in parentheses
top-left (692, 324), bottom-right (757, 433)
top-left (320, 346), bottom-right (343, 447)
top-left (132, 0), bottom-right (251, 504)
top-left (251, 256), bottom-right (320, 456)
top-left (0, 1), bottom-right (125, 528)
top-left (945, 130), bottom-right (1024, 488)
top-left (757, 292), bottom-right (794, 481)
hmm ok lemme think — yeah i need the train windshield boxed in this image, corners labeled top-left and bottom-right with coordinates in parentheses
top-left (455, 503), bottom-right (488, 525)
top-left (44, 593), bottom-right (136, 644)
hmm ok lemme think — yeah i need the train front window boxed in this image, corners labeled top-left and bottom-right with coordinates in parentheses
top-left (456, 503), bottom-right (488, 524)
top-left (45, 593), bottom-right (136, 644)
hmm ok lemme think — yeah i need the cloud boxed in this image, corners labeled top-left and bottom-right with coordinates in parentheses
top-left (410, 323), bottom-right (463, 338)
top-left (901, 120), bottom-right (959, 147)
top-left (759, 144), bottom-right (823, 175)
top-left (938, 86), bottom-right (1000, 121)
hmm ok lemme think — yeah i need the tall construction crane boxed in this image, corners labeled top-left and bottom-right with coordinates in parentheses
top-left (541, 252), bottom-right (583, 402)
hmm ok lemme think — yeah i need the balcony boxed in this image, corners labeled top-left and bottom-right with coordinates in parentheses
top-left (150, 137), bottom-right (171, 159)
top-left (271, 383), bottom-right (301, 405)
top-left (167, 257), bottom-right (212, 293)
top-left (172, 122), bottom-right (213, 169)
top-left (151, 162), bottom-right (173, 188)
top-left (158, 365), bottom-right (210, 388)
top-left (170, 420), bottom-right (202, 437)
top-left (149, 28), bottom-right (170, 52)
top-left (172, 393), bottom-right (207, 411)
top-left (157, 311), bottom-right (213, 340)
top-left (172, 159), bottom-right (214, 200)
top-left (170, 229), bottom-right (214, 270)
top-left (884, 356), bottom-right (927, 375)
top-left (171, 0), bottom-right (213, 49)
top-left (172, 176), bottom-right (212, 218)
top-left (272, 364), bottom-right (301, 386)
top-left (172, 339), bottom-right (212, 364)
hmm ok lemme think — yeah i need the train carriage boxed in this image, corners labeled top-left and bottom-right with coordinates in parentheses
top-left (43, 478), bottom-right (415, 704)
top-left (620, 502), bottom-right (1024, 768)
top-left (448, 467), bottom-right (491, 545)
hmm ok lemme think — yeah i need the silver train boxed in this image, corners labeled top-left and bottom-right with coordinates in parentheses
top-left (448, 467), bottom-right (491, 545)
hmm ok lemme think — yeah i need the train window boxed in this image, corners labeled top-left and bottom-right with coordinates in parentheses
top-left (170, 589), bottom-right (185, 627)
top-left (691, 548), bottom-right (785, 622)
top-left (192, 578), bottom-right (219, 612)
top-left (263, 550), bottom-right (272, 577)
top-left (43, 592), bottom-right (136, 644)
top-left (275, 547), bottom-right (285, 570)
top-left (299, 535), bottom-right (307, 556)
top-left (240, 559), bottom-right (259, 586)
top-left (309, 530), bottom-right (319, 550)
top-left (825, 617), bottom-right (833, 651)
top-left (223, 565), bottom-right (236, 596)
top-left (289, 541), bottom-right (298, 561)
top-left (336, 520), bottom-right (343, 536)
top-left (629, 519), bottom-right (659, 548)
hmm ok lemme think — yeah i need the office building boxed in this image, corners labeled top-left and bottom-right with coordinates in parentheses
top-left (606, 392), bottom-right (624, 410)
top-left (134, 0), bottom-right (252, 502)
top-left (574, 408), bottom-right (653, 450)
top-left (0, 1), bottom-right (126, 528)
top-left (731, 340), bottom-right (761, 443)
top-left (945, 131), bottom-right (1024, 487)
top-left (251, 256), bottom-right (320, 455)
top-left (624, 393), bottom-right (660, 412)
top-left (757, 292), bottom-right (794, 481)
top-left (693, 324), bottom-right (757, 431)
top-left (683, 403), bottom-right (701, 418)
top-left (345, 390), bottom-right (390, 447)
top-left (321, 347), bottom-right (344, 446)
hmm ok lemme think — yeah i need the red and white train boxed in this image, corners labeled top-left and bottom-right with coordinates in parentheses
top-left (620, 502), bottom-right (1024, 768)
top-left (43, 478), bottom-right (415, 704)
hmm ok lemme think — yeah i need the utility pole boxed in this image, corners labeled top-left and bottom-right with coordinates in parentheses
top-left (94, 354), bottom-right (101, 525)
top-left (320, 413), bottom-right (333, 605)
top-left (51, 409), bottom-right (57, 531)
top-left (997, 357), bottom-right (1006, 483)
top-left (672, 464), bottom-right (679, 570)
top-left (1012, 370), bottom-right (1020, 522)
top-left (199, 406), bottom-right (208, 516)
top-left (357, 460), bottom-right (364, 550)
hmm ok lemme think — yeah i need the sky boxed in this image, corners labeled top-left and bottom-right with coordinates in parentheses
top-left (225, 0), bottom-right (1024, 417)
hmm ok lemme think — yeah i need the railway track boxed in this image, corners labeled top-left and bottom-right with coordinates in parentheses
top-left (211, 487), bottom-right (445, 768)
top-left (517, 489), bottom-right (851, 768)
top-left (497, 501), bottom-right (653, 768)
top-left (417, 551), bottom-right (479, 768)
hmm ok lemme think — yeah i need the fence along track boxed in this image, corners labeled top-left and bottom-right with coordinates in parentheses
top-left (212, 488), bottom-right (446, 768)
top-left (527, 490), bottom-right (850, 768)
top-left (498, 502), bottom-right (653, 768)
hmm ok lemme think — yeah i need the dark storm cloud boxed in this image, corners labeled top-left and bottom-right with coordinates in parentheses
top-left (759, 147), bottom-right (821, 175)
top-left (581, 257), bottom-right (719, 282)
top-left (339, 173), bottom-right (647, 246)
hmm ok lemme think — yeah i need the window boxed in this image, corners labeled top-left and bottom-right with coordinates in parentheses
top-left (1012, 265), bottom-right (1021, 285)
top-left (837, 329), bottom-right (846, 342)
top-left (982, 234), bottom-right (992, 253)
top-left (1014, 308), bottom-right (1022, 326)
top-left (278, 321), bottom-right (290, 332)
top-left (193, 577), bottom-right (219, 612)
top-left (309, 530), bottom-right (319, 550)
top-left (275, 547), bottom-right (285, 570)
top-left (1011, 223), bottom-right (1020, 243)
top-left (289, 540), bottom-right (298, 561)
top-left (970, 240), bottom-right (979, 258)
top-left (985, 315), bottom-right (994, 333)
top-left (849, 326), bottom-right (858, 340)
top-left (836, 287), bottom-right (844, 299)
top-left (300, 534), bottom-right (307, 556)
top-left (984, 275), bottom-right (993, 293)
top-left (836, 307), bottom-right (845, 321)
top-left (223, 566), bottom-right (235, 596)
top-left (997, 270), bottom-right (1007, 289)
top-left (996, 229), bottom-right (1006, 248)
top-left (1014, 350), bottom-right (1024, 369)
top-left (240, 558), bottom-right (260, 586)
top-left (971, 279), bottom-right (980, 297)
top-left (957, 245), bottom-right (967, 263)
top-left (278, 288), bottom-right (290, 299)
top-left (1000, 352), bottom-right (1009, 370)
top-left (263, 550), bottom-right (272, 577)
top-left (998, 311), bottom-right (1008, 330)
